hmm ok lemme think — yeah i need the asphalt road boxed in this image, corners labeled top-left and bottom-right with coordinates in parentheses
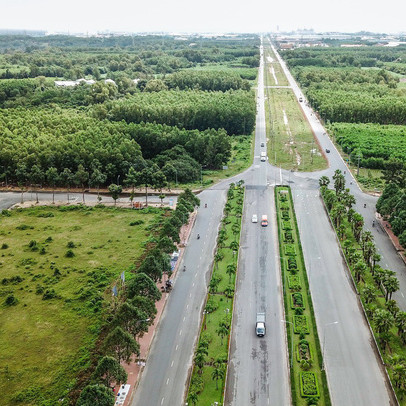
top-left (131, 187), bottom-right (227, 406)
top-left (270, 40), bottom-right (396, 405)
top-left (0, 191), bottom-right (176, 210)
top-left (224, 43), bottom-right (290, 406)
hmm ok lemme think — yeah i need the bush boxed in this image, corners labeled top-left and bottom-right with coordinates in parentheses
top-left (300, 372), bottom-right (319, 397)
top-left (45, 236), bottom-right (53, 243)
top-left (129, 220), bottom-right (144, 226)
top-left (5, 294), bottom-right (18, 306)
top-left (65, 249), bottom-right (75, 258)
top-left (16, 224), bottom-right (33, 230)
top-left (66, 241), bottom-right (76, 248)
top-left (1, 243), bottom-right (8, 249)
top-left (42, 289), bottom-right (57, 300)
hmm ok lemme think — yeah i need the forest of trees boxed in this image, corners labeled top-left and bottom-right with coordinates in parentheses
top-left (0, 35), bottom-right (259, 188)
top-left (0, 109), bottom-right (232, 186)
top-left (104, 89), bottom-right (256, 135)
top-left (280, 47), bottom-right (406, 169)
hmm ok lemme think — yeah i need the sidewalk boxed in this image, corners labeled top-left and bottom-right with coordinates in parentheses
top-left (377, 214), bottom-right (406, 265)
top-left (114, 211), bottom-right (197, 406)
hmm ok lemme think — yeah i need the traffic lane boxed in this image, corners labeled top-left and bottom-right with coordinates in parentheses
top-left (0, 191), bottom-right (177, 210)
top-left (293, 188), bottom-right (393, 405)
top-left (132, 188), bottom-right (226, 406)
top-left (225, 186), bottom-right (290, 406)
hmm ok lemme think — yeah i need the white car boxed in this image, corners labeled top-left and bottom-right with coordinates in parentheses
top-left (252, 214), bottom-right (258, 223)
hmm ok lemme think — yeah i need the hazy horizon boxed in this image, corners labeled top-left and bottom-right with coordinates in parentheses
top-left (0, 0), bottom-right (405, 35)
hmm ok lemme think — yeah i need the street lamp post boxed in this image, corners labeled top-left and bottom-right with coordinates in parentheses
top-left (281, 320), bottom-right (293, 368)
top-left (322, 321), bottom-right (339, 371)
top-left (117, 174), bottom-right (120, 186)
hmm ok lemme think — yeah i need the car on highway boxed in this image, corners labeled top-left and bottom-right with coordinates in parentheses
top-left (261, 215), bottom-right (268, 227)
top-left (252, 214), bottom-right (258, 223)
top-left (260, 142), bottom-right (265, 147)
top-left (299, 97), bottom-right (303, 102)
top-left (325, 148), bottom-right (330, 153)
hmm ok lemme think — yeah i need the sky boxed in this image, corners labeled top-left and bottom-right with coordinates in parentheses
top-left (0, 0), bottom-right (405, 34)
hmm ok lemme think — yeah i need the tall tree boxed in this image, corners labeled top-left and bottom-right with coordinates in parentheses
top-left (74, 164), bottom-right (89, 203)
top-left (103, 326), bottom-right (139, 364)
top-left (29, 164), bottom-right (44, 203)
top-left (92, 356), bottom-right (127, 388)
top-left (108, 184), bottom-right (122, 206)
top-left (90, 168), bottom-right (107, 201)
top-left (46, 167), bottom-right (59, 204)
top-left (76, 384), bottom-right (114, 406)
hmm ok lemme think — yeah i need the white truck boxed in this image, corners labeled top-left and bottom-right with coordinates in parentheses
top-left (256, 313), bottom-right (266, 337)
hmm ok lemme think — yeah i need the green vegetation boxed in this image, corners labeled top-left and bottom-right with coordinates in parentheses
top-left (264, 45), bottom-right (289, 86)
top-left (263, 44), bottom-right (327, 172)
top-left (187, 181), bottom-right (245, 406)
top-left (0, 205), bottom-right (156, 405)
top-left (320, 171), bottom-right (404, 402)
top-left (329, 123), bottom-right (406, 169)
top-left (376, 163), bottom-right (406, 248)
top-left (0, 35), bottom-right (259, 190)
top-left (104, 89), bottom-right (256, 136)
top-left (275, 186), bottom-right (331, 406)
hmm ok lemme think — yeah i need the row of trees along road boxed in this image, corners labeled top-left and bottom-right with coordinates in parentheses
top-left (74, 190), bottom-right (200, 405)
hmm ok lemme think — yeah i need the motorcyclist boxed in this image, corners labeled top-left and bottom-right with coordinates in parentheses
top-left (183, 265), bottom-right (186, 272)
top-left (197, 234), bottom-right (200, 239)
top-left (205, 203), bottom-right (207, 208)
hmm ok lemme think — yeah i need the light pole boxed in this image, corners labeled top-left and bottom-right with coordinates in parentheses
top-left (200, 165), bottom-right (203, 188)
top-left (117, 174), bottom-right (120, 186)
top-left (281, 320), bottom-right (293, 368)
top-left (174, 168), bottom-right (178, 187)
top-left (322, 321), bottom-right (339, 371)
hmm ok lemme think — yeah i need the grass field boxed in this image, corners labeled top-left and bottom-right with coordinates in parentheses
top-left (0, 205), bottom-right (158, 405)
top-left (265, 87), bottom-right (327, 172)
top-left (264, 46), bottom-right (289, 87)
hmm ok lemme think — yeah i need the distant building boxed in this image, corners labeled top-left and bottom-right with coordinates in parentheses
top-left (54, 78), bottom-right (95, 87)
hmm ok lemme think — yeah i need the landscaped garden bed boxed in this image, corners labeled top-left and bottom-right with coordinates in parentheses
top-left (275, 186), bottom-right (331, 406)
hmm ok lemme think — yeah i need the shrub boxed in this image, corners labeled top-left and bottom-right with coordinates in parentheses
top-left (16, 224), bottom-right (33, 230)
top-left (1, 243), bottom-right (8, 249)
top-left (129, 220), bottom-right (144, 226)
top-left (45, 236), bottom-right (53, 243)
top-left (294, 315), bottom-right (309, 334)
top-left (66, 241), bottom-right (76, 248)
top-left (5, 294), bottom-right (18, 306)
top-left (1, 210), bottom-right (11, 217)
top-left (37, 212), bottom-right (54, 218)
top-left (300, 372), bottom-right (319, 397)
top-left (65, 249), bottom-right (75, 258)
top-left (42, 289), bottom-right (57, 300)
top-left (39, 247), bottom-right (46, 255)
top-left (28, 240), bottom-right (38, 251)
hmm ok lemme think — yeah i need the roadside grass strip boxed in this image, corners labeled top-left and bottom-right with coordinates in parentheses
top-left (320, 184), bottom-right (403, 403)
top-left (187, 181), bottom-right (245, 406)
top-left (275, 186), bottom-right (331, 406)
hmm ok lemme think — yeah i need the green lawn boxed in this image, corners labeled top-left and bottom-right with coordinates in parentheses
top-left (264, 46), bottom-right (290, 87)
top-left (0, 205), bottom-right (158, 405)
top-left (265, 87), bottom-right (327, 172)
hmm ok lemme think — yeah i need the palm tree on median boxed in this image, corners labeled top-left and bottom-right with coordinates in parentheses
top-left (211, 366), bottom-right (225, 390)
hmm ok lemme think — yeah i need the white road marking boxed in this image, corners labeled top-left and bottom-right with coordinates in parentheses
top-left (166, 378), bottom-right (169, 385)
top-left (189, 293), bottom-right (192, 297)
top-left (195, 272), bottom-right (198, 277)
top-left (183, 316), bottom-right (186, 321)
top-left (179, 329), bottom-right (182, 336)
top-left (192, 282), bottom-right (195, 287)
top-left (175, 344), bottom-right (179, 351)
top-left (161, 398), bottom-right (164, 405)
top-left (171, 360), bottom-right (174, 367)
top-left (402, 292), bottom-right (405, 298)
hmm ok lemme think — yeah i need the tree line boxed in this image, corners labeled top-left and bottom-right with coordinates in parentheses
top-left (0, 108), bottom-right (233, 188)
top-left (74, 189), bottom-right (200, 405)
top-left (104, 89), bottom-right (256, 135)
